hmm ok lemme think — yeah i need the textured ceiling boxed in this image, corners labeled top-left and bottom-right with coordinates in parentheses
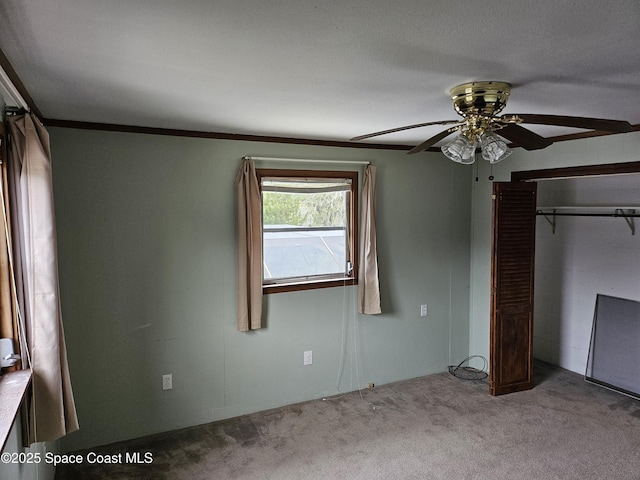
top-left (1, 0), bottom-right (639, 147)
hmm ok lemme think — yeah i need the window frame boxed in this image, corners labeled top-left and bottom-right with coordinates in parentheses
top-left (256, 168), bottom-right (358, 294)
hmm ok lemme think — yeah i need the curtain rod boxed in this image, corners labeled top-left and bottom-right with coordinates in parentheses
top-left (244, 155), bottom-right (370, 166)
top-left (0, 66), bottom-right (30, 112)
top-left (4, 106), bottom-right (27, 116)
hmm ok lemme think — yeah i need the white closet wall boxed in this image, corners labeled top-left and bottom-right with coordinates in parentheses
top-left (534, 174), bottom-right (640, 373)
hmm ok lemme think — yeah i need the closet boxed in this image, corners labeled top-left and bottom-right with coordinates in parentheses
top-left (489, 162), bottom-right (640, 395)
top-left (534, 171), bottom-right (640, 374)
top-left (511, 162), bottom-right (640, 376)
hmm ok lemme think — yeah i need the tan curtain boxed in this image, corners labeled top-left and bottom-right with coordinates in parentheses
top-left (236, 158), bottom-right (263, 331)
top-left (7, 113), bottom-right (79, 444)
top-left (0, 123), bottom-right (19, 352)
top-left (358, 164), bottom-right (382, 314)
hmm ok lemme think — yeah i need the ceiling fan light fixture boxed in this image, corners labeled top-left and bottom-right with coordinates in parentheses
top-left (480, 131), bottom-right (512, 164)
top-left (441, 134), bottom-right (476, 164)
top-left (450, 81), bottom-right (512, 117)
top-left (352, 80), bottom-right (633, 163)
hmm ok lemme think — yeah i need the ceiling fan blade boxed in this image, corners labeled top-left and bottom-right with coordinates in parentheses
top-left (498, 124), bottom-right (553, 151)
top-left (510, 114), bottom-right (633, 133)
top-left (407, 129), bottom-right (456, 154)
top-left (350, 120), bottom-right (461, 141)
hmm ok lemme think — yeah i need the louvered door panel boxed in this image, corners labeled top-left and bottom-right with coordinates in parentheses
top-left (490, 182), bottom-right (537, 396)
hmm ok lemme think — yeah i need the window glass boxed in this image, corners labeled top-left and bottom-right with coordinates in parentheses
top-left (258, 170), bottom-right (357, 292)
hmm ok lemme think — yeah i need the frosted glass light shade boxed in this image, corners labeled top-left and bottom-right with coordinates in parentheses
top-left (441, 135), bottom-right (476, 164)
top-left (480, 132), bottom-right (512, 164)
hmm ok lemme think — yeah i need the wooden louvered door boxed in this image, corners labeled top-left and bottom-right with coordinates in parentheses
top-left (489, 181), bottom-right (537, 396)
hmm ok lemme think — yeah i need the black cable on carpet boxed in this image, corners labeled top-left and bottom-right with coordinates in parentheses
top-left (448, 355), bottom-right (488, 380)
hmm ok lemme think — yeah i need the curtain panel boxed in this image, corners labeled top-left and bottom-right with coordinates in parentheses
top-left (7, 113), bottom-right (79, 444)
top-left (1, 123), bottom-right (19, 351)
top-left (358, 164), bottom-right (382, 314)
top-left (236, 158), bottom-right (263, 331)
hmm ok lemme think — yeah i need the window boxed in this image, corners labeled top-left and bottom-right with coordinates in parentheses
top-left (257, 169), bottom-right (358, 293)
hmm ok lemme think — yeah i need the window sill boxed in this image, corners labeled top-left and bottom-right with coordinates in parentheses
top-left (0, 369), bottom-right (32, 451)
top-left (264, 278), bottom-right (357, 294)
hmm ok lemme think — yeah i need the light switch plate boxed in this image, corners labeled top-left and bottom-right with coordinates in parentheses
top-left (303, 350), bottom-right (313, 365)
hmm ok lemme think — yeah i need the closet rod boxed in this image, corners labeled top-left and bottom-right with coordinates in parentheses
top-left (244, 155), bottom-right (370, 166)
top-left (536, 211), bottom-right (640, 218)
top-left (537, 208), bottom-right (637, 235)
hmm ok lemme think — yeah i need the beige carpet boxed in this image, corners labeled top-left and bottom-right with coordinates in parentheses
top-left (56, 362), bottom-right (640, 479)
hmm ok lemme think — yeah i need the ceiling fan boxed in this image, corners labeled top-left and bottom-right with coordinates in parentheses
top-left (351, 81), bottom-right (633, 164)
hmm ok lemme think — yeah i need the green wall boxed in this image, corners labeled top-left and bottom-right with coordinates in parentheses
top-left (49, 128), bottom-right (472, 452)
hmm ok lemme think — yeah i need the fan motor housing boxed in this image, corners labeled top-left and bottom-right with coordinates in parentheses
top-left (451, 81), bottom-right (512, 117)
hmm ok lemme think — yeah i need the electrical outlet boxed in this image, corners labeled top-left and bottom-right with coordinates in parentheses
top-left (367, 382), bottom-right (375, 389)
top-left (162, 374), bottom-right (172, 390)
top-left (420, 304), bottom-right (428, 317)
top-left (303, 350), bottom-right (313, 366)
